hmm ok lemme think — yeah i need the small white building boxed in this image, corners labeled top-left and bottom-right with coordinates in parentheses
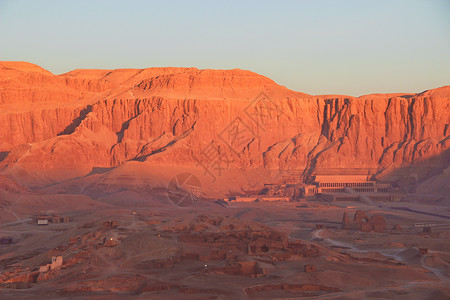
top-left (37, 219), bottom-right (49, 225)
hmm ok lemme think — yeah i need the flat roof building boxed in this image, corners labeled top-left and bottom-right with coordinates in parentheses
top-left (299, 175), bottom-right (394, 203)
top-left (37, 219), bottom-right (49, 225)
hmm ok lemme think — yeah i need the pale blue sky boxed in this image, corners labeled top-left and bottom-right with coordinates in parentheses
top-left (0, 0), bottom-right (449, 95)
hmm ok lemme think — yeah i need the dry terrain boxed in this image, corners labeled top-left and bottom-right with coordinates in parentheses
top-left (0, 62), bottom-right (449, 299)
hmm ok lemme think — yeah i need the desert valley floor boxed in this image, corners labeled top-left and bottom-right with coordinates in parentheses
top-left (1, 196), bottom-right (450, 299)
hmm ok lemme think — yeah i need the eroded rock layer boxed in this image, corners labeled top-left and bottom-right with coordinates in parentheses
top-left (0, 62), bottom-right (449, 188)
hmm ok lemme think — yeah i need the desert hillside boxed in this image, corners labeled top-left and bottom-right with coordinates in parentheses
top-left (0, 62), bottom-right (449, 193)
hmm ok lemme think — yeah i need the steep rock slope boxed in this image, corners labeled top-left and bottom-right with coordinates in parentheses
top-left (0, 62), bottom-right (448, 189)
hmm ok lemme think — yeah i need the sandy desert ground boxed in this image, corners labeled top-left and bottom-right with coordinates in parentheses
top-left (1, 191), bottom-right (450, 299)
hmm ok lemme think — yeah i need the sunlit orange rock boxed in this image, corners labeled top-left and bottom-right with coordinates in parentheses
top-left (0, 62), bottom-right (448, 189)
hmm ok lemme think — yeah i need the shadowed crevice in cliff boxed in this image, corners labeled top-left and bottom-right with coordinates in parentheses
top-left (0, 151), bottom-right (9, 163)
top-left (406, 98), bottom-right (416, 140)
top-left (132, 125), bottom-right (195, 162)
top-left (301, 144), bottom-right (336, 183)
top-left (85, 167), bottom-right (115, 176)
top-left (116, 120), bottom-right (131, 144)
top-left (320, 98), bottom-right (351, 139)
top-left (320, 100), bottom-right (330, 138)
top-left (132, 140), bottom-right (174, 162)
top-left (57, 105), bottom-right (93, 136)
top-left (376, 143), bottom-right (399, 167)
top-left (116, 111), bottom-right (145, 144)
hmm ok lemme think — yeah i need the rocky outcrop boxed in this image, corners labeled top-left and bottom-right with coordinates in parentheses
top-left (0, 62), bottom-right (448, 189)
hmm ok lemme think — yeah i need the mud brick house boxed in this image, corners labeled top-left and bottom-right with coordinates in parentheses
top-left (304, 265), bottom-right (316, 272)
top-left (341, 210), bottom-right (386, 232)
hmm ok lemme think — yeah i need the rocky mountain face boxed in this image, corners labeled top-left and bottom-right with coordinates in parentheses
top-left (0, 62), bottom-right (449, 190)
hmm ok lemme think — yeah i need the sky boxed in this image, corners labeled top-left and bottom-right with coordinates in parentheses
top-left (0, 0), bottom-right (449, 96)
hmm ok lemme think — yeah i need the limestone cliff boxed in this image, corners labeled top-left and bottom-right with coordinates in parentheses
top-left (0, 62), bottom-right (448, 188)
